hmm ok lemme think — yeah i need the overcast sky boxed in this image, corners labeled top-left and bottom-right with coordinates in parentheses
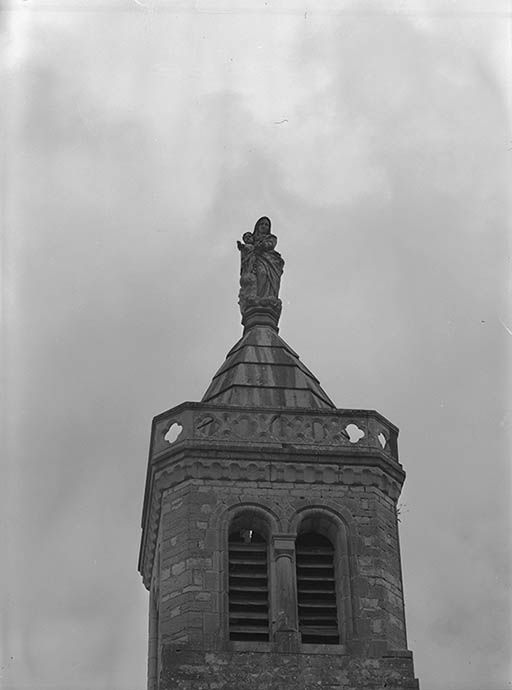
top-left (2, 1), bottom-right (511, 689)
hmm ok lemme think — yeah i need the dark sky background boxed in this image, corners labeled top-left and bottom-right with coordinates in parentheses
top-left (3, 1), bottom-right (511, 689)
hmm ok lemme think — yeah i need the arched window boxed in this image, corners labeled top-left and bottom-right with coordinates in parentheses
top-left (228, 521), bottom-right (269, 641)
top-left (296, 531), bottom-right (339, 644)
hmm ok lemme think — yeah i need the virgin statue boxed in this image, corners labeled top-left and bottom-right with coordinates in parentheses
top-left (237, 217), bottom-right (284, 313)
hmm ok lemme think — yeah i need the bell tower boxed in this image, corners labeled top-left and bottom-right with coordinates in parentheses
top-left (138, 217), bottom-right (419, 689)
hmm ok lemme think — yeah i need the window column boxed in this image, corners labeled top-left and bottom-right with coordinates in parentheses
top-left (272, 534), bottom-right (300, 651)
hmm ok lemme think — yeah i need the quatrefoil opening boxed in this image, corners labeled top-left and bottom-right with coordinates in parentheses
top-left (164, 422), bottom-right (183, 445)
top-left (345, 423), bottom-right (365, 444)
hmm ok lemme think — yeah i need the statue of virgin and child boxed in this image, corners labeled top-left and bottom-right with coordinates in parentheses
top-left (237, 217), bottom-right (284, 315)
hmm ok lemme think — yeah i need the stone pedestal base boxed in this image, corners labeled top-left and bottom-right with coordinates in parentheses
top-left (241, 299), bottom-right (282, 333)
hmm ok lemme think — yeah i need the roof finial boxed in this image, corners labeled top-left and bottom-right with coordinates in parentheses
top-left (237, 216), bottom-right (285, 332)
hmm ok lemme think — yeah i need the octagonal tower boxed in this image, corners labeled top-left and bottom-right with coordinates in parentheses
top-left (138, 217), bottom-right (419, 689)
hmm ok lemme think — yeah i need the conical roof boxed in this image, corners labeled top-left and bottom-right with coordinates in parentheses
top-left (201, 325), bottom-right (335, 409)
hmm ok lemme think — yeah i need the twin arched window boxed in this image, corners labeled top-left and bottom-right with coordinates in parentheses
top-left (227, 511), bottom-right (345, 645)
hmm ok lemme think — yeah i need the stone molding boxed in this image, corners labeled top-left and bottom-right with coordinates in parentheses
top-left (211, 497), bottom-right (361, 538)
top-left (288, 502), bottom-right (359, 538)
top-left (224, 501), bottom-right (281, 536)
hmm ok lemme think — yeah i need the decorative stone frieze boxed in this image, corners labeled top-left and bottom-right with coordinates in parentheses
top-left (151, 403), bottom-right (399, 461)
top-left (139, 451), bottom-right (403, 589)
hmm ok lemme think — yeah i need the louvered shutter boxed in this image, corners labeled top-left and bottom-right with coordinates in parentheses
top-left (296, 532), bottom-right (339, 644)
top-left (228, 530), bottom-right (269, 641)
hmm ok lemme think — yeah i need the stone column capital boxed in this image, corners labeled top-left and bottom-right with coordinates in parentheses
top-left (272, 534), bottom-right (296, 560)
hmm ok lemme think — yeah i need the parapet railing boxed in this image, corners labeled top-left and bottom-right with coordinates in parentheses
top-left (150, 402), bottom-right (399, 463)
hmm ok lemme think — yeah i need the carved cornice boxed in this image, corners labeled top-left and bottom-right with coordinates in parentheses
top-left (138, 452), bottom-right (403, 589)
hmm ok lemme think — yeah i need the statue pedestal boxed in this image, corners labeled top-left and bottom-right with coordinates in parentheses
top-left (241, 299), bottom-right (282, 333)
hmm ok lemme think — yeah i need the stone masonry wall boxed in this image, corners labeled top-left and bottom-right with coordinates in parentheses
top-left (159, 648), bottom-right (418, 690)
top-left (153, 469), bottom-right (416, 688)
